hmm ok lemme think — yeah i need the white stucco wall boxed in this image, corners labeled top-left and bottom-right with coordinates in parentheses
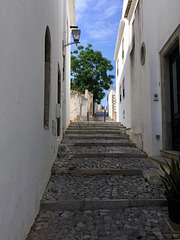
top-left (0, 0), bottom-right (74, 239)
top-left (130, 0), bottom-right (180, 155)
top-left (94, 103), bottom-right (102, 113)
top-left (85, 89), bottom-right (93, 118)
top-left (108, 87), bottom-right (116, 120)
top-left (115, 19), bottom-right (131, 128)
top-left (115, 0), bottom-right (180, 156)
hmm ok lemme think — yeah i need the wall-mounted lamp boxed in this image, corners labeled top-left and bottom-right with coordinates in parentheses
top-left (63, 26), bottom-right (81, 48)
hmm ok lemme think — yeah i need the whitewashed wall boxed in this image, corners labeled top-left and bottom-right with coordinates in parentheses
top-left (108, 87), bottom-right (116, 120)
top-left (0, 0), bottom-right (74, 239)
top-left (94, 103), bottom-right (103, 113)
top-left (115, 0), bottom-right (180, 156)
top-left (115, 18), bottom-right (132, 128)
top-left (85, 89), bottom-right (94, 118)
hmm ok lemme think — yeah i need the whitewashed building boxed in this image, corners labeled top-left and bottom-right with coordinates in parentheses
top-left (107, 86), bottom-right (116, 120)
top-left (0, 0), bottom-right (75, 239)
top-left (114, 0), bottom-right (180, 156)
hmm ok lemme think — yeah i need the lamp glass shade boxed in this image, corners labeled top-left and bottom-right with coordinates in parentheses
top-left (72, 29), bottom-right (81, 43)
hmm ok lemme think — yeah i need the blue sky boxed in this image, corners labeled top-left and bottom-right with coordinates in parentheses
top-left (72, 0), bottom-right (123, 107)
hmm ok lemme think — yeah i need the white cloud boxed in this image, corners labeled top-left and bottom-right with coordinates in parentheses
top-left (75, 0), bottom-right (88, 11)
top-left (94, 0), bottom-right (107, 9)
top-left (103, 4), bottom-right (119, 18)
top-left (87, 22), bottom-right (119, 43)
top-left (75, 0), bottom-right (122, 45)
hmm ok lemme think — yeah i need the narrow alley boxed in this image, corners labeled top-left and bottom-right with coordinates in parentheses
top-left (26, 112), bottom-right (174, 240)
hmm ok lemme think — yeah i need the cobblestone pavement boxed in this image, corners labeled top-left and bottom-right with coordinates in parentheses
top-left (53, 157), bottom-right (154, 170)
top-left (43, 174), bottom-right (164, 201)
top-left (26, 118), bottom-right (178, 240)
top-left (63, 146), bottom-right (143, 154)
top-left (27, 207), bottom-right (172, 240)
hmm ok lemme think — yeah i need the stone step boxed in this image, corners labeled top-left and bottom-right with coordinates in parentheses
top-left (58, 152), bottom-right (147, 158)
top-left (65, 130), bottom-right (125, 135)
top-left (54, 156), bottom-right (156, 171)
top-left (41, 174), bottom-right (164, 203)
top-left (70, 121), bottom-right (123, 126)
top-left (61, 138), bottom-right (131, 144)
top-left (67, 126), bottom-right (126, 131)
top-left (52, 167), bottom-right (142, 176)
top-left (63, 134), bottom-right (129, 140)
top-left (68, 126), bottom-right (126, 130)
top-left (27, 206), bottom-right (172, 240)
top-left (63, 142), bottom-right (136, 147)
top-left (62, 146), bottom-right (142, 154)
top-left (41, 199), bottom-right (167, 211)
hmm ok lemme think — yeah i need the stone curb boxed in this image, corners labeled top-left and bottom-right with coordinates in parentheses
top-left (52, 168), bottom-right (142, 176)
top-left (58, 152), bottom-right (147, 158)
top-left (40, 199), bottom-right (167, 211)
top-left (41, 200), bottom-right (84, 211)
top-left (85, 199), bottom-right (167, 210)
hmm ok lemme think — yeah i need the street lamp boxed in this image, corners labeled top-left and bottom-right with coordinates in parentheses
top-left (72, 29), bottom-right (81, 45)
top-left (63, 26), bottom-right (81, 48)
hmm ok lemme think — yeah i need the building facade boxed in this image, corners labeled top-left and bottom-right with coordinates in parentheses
top-left (107, 86), bottom-right (116, 120)
top-left (114, 0), bottom-right (180, 156)
top-left (0, 0), bottom-right (75, 239)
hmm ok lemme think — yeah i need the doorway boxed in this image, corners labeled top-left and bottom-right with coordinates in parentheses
top-left (160, 25), bottom-right (180, 151)
top-left (169, 47), bottom-right (180, 150)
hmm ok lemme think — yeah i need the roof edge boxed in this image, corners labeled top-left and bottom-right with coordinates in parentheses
top-left (114, 19), bottom-right (125, 61)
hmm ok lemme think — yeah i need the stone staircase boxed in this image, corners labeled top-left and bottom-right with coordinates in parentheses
top-left (26, 121), bottom-right (176, 240)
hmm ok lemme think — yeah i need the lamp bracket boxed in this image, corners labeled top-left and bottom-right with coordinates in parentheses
top-left (62, 40), bottom-right (80, 49)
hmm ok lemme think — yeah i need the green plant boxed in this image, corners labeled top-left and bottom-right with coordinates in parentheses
top-left (160, 156), bottom-right (180, 200)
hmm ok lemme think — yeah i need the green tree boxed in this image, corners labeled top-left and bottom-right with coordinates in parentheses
top-left (71, 44), bottom-right (115, 103)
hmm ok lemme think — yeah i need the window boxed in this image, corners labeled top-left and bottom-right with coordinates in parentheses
top-left (131, 20), bottom-right (135, 51)
top-left (117, 59), bottom-right (119, 76)
top-left (44, 26), bottom-right (51, 130)
top-left (122, 38), bottom-right (124, 62)
top-left (63, 55), bottom-right (65, 81)
top-left (141, 42), bottom-right (146, 66)
top-left (120, 86), bottom-right (122, 103)
top-left (123, 79), bottom-right (125, 98)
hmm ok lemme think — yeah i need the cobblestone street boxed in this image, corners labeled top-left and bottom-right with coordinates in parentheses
top-left (26, 113), bottom-right (179, 240)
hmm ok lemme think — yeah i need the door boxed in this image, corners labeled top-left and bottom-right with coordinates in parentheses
top-left (169, 47), bottom-right (180, 150)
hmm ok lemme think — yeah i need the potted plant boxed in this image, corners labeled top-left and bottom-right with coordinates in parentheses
top-left (160, 156), bottom-right (180, 224)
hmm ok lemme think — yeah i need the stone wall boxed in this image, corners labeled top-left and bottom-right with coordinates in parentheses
top-left (70, 90), bottom-right (93, 122)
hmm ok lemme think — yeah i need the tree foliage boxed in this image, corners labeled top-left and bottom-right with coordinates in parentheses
top-left (71, 44), bottom-right (115, 103)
